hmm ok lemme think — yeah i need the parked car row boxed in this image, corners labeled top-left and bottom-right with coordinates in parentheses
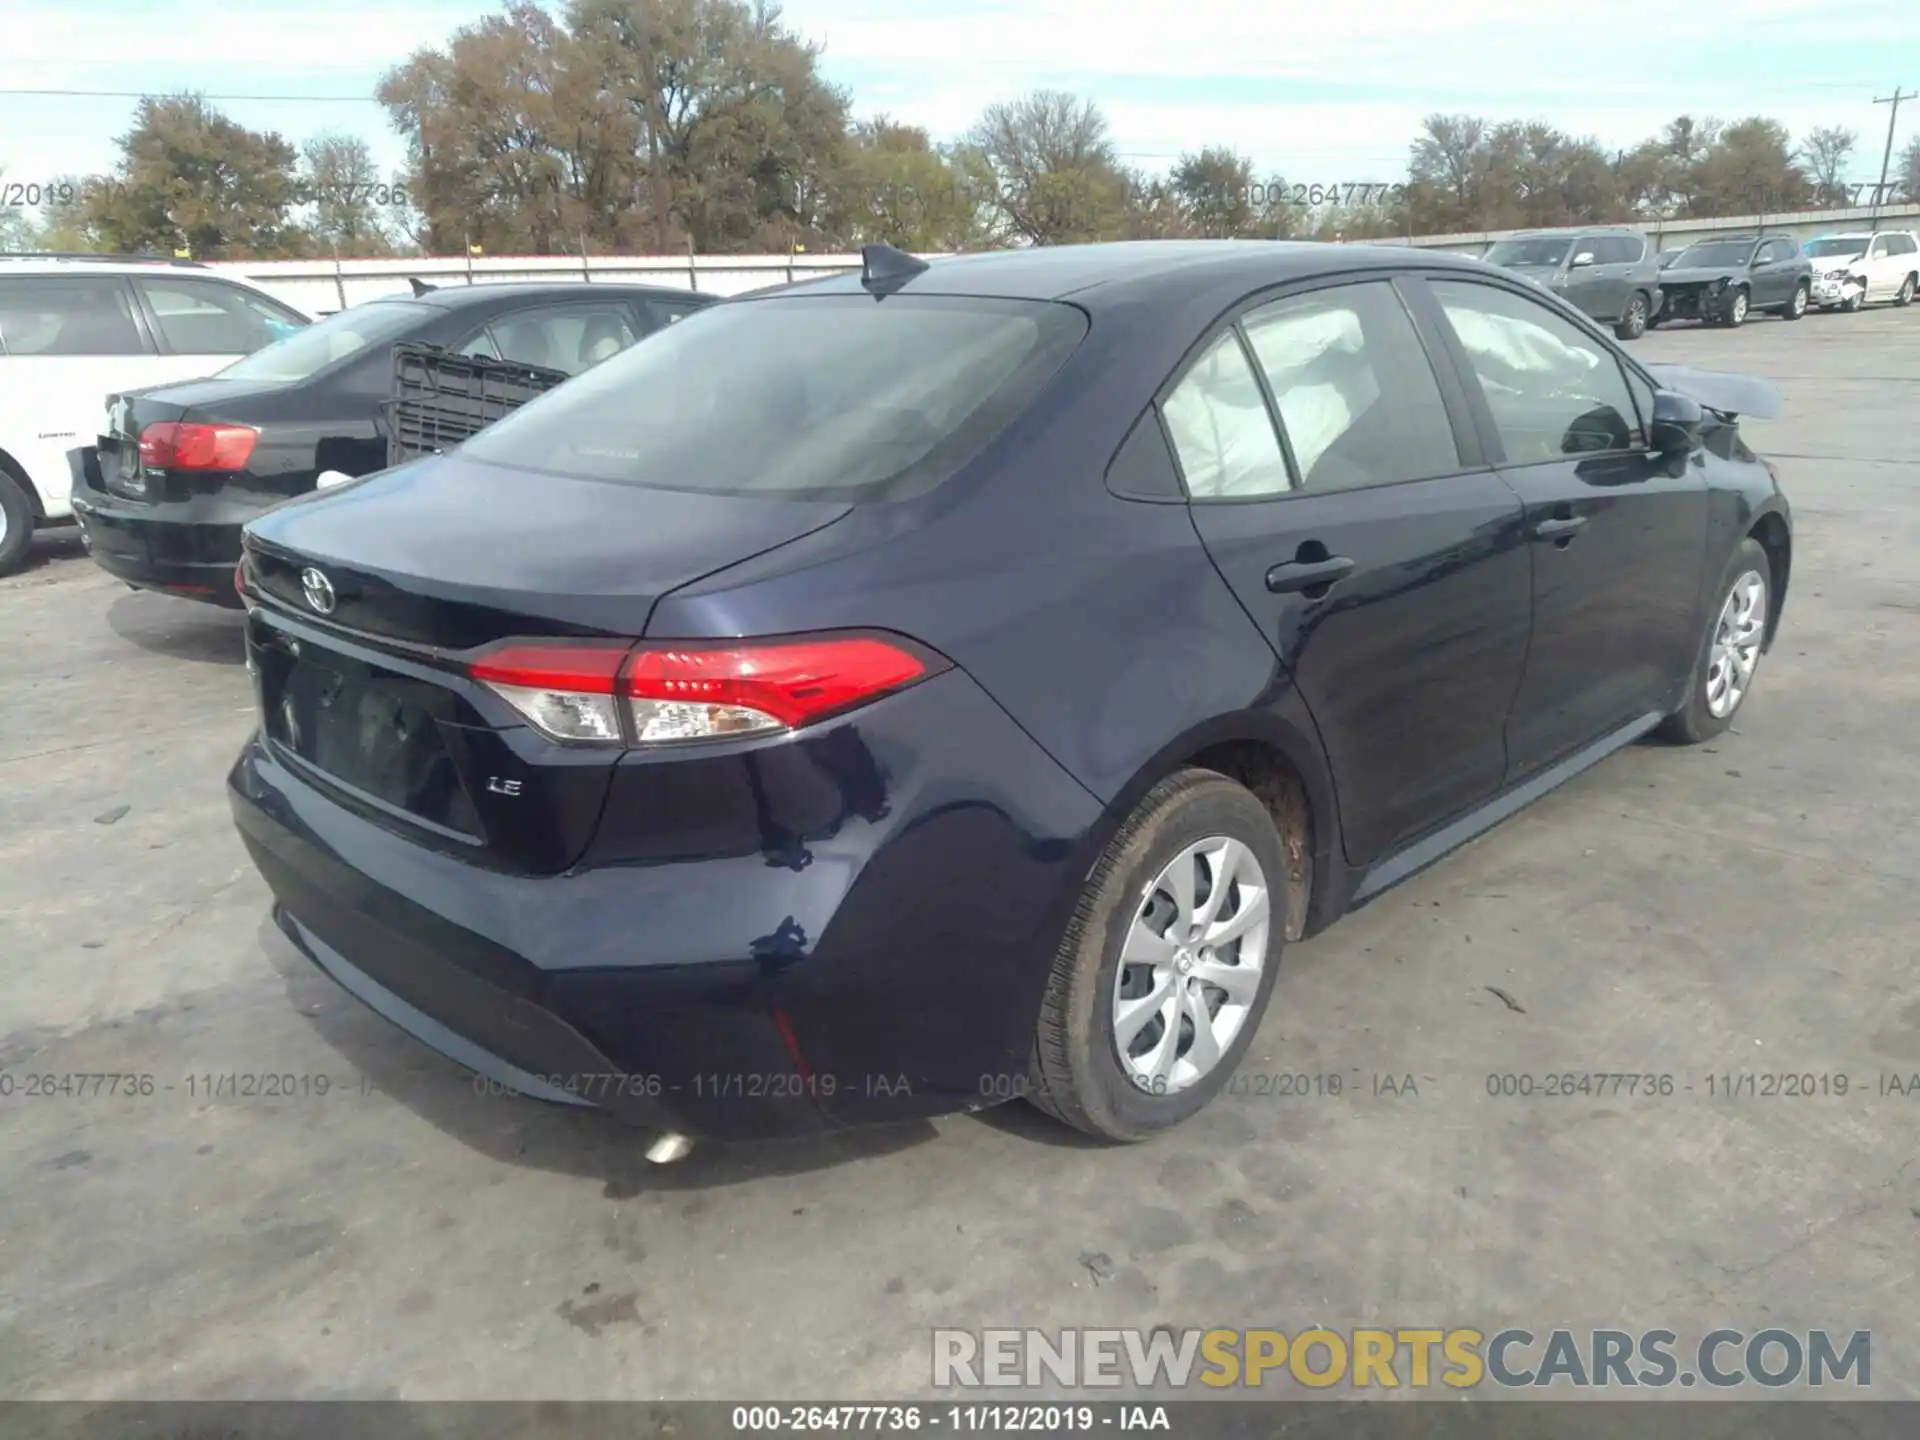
top-left (1481, 226), bottom-right (1919, 333)
top-left (0, 255), bottom-right (714, 577)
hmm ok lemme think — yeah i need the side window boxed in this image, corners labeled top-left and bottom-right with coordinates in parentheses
top-left (1868, 236), bottom-right (1890, 260)
top-left (1240, 281), bottom-right (1461, 492)
top-left (1105, 409), bottom-right (1184, 500)
top-left (1892, 235), bottom-right (1917, 257)
top-left (135, 278), bottom-right (294, 354)
top-left (1160, 331), bottom-right (1292, 499)
top-left (1430, 279), bottom-right (1643, 465)
top-left (487, 303), bottom-right (641, 376)
top-left (646, 296), bottom-right (707, 328)
top-left (0, 277), bottom-right (144, 356)
top-left (1606, 235), bottom-right (1646, 264)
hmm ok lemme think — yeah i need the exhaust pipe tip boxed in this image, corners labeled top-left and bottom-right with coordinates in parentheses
top-left (645, 1131), bottom-right (694, 1165)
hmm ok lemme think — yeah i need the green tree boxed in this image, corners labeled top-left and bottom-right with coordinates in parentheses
top-left (76, 95), bottom-right (305, 258)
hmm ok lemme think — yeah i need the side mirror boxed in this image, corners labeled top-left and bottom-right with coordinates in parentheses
top-left (1571, 251), bottom-right (1595, 267)
top-left (1649, 390), bottom-right (1705, 454)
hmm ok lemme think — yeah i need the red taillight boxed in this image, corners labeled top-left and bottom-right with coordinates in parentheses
top-left (466, 636), bottom-right (933, 746)
top-left (138, 421), bottom-right (258, 471)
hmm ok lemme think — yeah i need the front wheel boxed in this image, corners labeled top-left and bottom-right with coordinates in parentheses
top-left (1725, 288), bottom-right (1749, 327)
top-left (1896, 274), bottom-right (1916, 308)
top-left (1781, 281), bottom-right (1808, 320)
top-left (1614, 292), bottom-right (1649, 340)
top-left (1843, 280), bottom-right (1866, 313)
top-left (1658, 537), bottom-right (1772, 745)
top-left (1028, 769), bottom-right (1286, 1141)
top-left (0, 471), bottom-right (35, 577)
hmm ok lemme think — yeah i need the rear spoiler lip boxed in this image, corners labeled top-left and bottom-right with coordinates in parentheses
top-left (1644, 363), bottom-right (1783, 421)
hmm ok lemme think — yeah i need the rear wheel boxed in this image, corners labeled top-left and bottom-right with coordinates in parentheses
top-left (1781, 281), bottom-right (1808, 320)
top-left (1028, 770), bottom-right (1285, 1141)
top-left (1659, 537), bottom-right (1771, 745)
top-left (1614, 291), bottom-right (1650, 340)
top-left (0, 471), bottom-right (34, 577)
top-left (1896, 274), bottom-right (1916, 308)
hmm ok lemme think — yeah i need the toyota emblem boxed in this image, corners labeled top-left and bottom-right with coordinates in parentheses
top-left (300, 567), bottom-right (337, 615)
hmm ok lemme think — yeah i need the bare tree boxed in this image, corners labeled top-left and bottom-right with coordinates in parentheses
top-left (1798, 125), bottom-right (1857, 205)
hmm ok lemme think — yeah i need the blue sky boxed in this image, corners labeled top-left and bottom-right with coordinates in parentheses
top-left (1, 0), bottom-right (1913, 200)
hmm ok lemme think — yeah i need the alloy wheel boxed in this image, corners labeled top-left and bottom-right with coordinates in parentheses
top-left (1730, 290), bottom-right (1748, 325)
top-left (1111, 836), bottom-right (1271, 1095)
top-left (1790, 285), bottom-right (1807, 317)
top-left (1704, 569), bottom-right (1768, 719)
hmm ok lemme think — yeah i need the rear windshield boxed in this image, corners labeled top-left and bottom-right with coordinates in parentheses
top-left (458, 294), bottom-right (1089, 501)
top-left (1675, 240), bottom-right (1755, 268)
top-left (217, 299), bottom-right (430, 383)
top-left (1484, 238), bottom-right (1572, 267)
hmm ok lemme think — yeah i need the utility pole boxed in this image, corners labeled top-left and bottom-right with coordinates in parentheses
top-left (1869, 87), bottom-right (1915, 233)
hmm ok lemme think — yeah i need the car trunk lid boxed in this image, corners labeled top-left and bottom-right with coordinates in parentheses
top-left (240, 453), bottom-right (853, 872)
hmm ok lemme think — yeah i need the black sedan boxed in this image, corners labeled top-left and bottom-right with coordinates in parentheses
top-left (1652, 234), bottom-right (1812, 327)
top-left (71, 281), bottom-right (713, 605)
top-left (229, 241), bottom-right (1791, 1154)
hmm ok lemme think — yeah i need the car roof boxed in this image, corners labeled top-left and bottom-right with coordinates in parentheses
top-left (1501, 225), bottom-right (1640, 236)
top-left (400, 280), bottom-right (713, 310)
top-left (757, 240), bottom-right (1493, 307)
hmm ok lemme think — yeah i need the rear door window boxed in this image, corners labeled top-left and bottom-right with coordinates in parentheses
top-left (135, 277), bottom-right (303, 354)
top-left (1161, 331), bottom-right (1293, 499)
top-left (0, 276), bottom-right (145, 356)
top-left (1240, 281), bottom-right (1461, 492)
top-left (459, 294), bottom-right (1087, 501)
top-left (644, 295), bottom-right (707, 328)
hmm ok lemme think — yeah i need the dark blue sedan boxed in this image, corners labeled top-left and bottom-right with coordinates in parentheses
top-left (228, 240), bottom-right (1792, 1154)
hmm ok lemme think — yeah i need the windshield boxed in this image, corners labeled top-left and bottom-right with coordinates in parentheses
top-left (217, 299), bottom-right (431, 383)
top-left (1675, 240), bottom-right (1756, 269)
top-left (459, 294), bottom-right (1089, 501)
top-left (1803, 237), bottom-right (1866, 258)
top-left (1484, 237), bottom-right (1573, 268)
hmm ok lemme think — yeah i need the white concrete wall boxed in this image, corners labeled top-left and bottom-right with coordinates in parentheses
top-left (207, 202), bottom-right (1920, 314)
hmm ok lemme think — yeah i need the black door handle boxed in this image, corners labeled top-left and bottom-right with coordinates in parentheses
top-left (1265, 555), bottom-right (1355, 594)
top-left (1534, 515), bottom-right (1587, 541)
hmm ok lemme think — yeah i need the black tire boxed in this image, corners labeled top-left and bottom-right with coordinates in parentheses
top-left (1028, 769), bottom-right (1287, 1141)
top-left (1658, 537), bottom-right (1772, 745)
top-left (1781, 281), bottom-right (1808, 320)
top-left (1724, 287), bottom-right (1749, 327)
top-left (1843, 280), bottom-right (1866, 313)
top-left (1614, 291), bottom-right (1650, 340)
top-left (1896, 274), bottom-right (1917, 308)
top-left (0, 470), bottom-right (34, 577)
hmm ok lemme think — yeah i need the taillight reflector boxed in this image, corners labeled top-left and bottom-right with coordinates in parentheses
top-left (139, 421), bottom-right (258, 471)
top-left (467, 636), bottom-right (933, 746)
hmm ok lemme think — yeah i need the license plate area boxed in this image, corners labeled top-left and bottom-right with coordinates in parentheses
top-left (99, 427), bottom-right (149, 500)
top-left (257, 632), bottom-right (484, 840)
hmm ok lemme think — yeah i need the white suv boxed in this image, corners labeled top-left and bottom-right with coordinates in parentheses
top-left (0, 255), bottom-right (309, 575)
top-left (1805, 230), bottom-right (1920, 312)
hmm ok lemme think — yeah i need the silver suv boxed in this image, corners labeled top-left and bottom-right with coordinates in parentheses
top-left (1481, 227), bottom-right (1664, 341)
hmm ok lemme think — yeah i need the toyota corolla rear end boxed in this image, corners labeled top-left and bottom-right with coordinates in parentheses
top-left (227, 288), bottom-right (1103, 1146)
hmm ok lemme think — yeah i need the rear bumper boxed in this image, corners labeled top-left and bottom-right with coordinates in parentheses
top-left (70, 462), bottom-right (258, 607)
top-left (228, 666), bottom-right (1105, 1141)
